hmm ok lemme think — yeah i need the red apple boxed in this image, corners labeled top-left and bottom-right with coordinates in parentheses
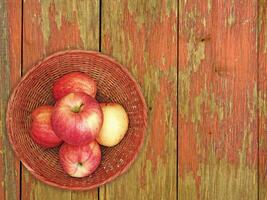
top-left (96, 103), bottom-right (129, 147)
top-left (59, 141), bottom-right (101, 178)
top-left (52, 92), bottom-right (103, 146)
top-left (31, 105), bottom-right (62, 148)
top-left (53, 72), bottom-right (97, 100)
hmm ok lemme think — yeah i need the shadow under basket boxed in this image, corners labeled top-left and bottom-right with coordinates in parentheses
top-left (6, 50), bottom-right (147, 190)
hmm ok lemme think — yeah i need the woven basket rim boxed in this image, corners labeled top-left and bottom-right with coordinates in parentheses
top-left (6, 50), bottom-right (148, 190)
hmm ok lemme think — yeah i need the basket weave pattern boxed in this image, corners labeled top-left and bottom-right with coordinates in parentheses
top-left (6, 51), bottom-right (147, 190)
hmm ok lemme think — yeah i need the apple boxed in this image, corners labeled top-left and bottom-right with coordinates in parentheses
top-left (53, 72), bottom-right (97, 100)
top-left (52, 92), bottom-right (103, 146)
top-left (96, 103), bottom-right (129, 147)
top-left (31, 105), bottom-right (62, 148)
top-left (59, 141), bottom-right (101, 178)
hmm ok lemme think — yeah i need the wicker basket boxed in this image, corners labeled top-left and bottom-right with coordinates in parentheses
top-left (6, 50), bottom-right (147, 190)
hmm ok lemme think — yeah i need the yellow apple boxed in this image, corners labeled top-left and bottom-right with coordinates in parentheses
top-left (96, 103), bottom-right (129, 147)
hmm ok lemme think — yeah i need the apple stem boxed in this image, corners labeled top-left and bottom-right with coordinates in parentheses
top-left (72, 103), bottom-right (84, 113)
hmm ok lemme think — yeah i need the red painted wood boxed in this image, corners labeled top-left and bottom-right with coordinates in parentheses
top-left (0, 1), bottom-right (22, 200)
top-left (258, 1), bottom-right (267, 199)
top-left (179, 1), bottom-right (258, 199)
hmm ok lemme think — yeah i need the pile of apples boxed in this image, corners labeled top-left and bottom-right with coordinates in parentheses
top-left (30, 72), bottom-right (129, 178)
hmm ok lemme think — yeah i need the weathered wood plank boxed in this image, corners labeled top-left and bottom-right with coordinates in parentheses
top-left (0, 0), bottom-right (22, 200)
top-left (259, 1), bottom-right (267, 199)
top-left (100, 0), bottom-right (177, 199)
top-left (22, 0), bottom-right (99, 199)
top-left (179, 0), bottom-right (258, 199)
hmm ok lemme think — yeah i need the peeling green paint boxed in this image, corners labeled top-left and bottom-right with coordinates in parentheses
top-left (179, 0), bottom-right (184, 18)
top-left (259, 179), bottom-right (267, 200)
top-left (202, 17), bottom-right (206, 27)
top-left (210, 93), bottom-right (216, 116)
top-left (223, 95), bottom-right (233, 118)
top-left (246, 84), bottom-right (258, 121)
top-left (259, 91), bottom-right (267, 117)
top-left (173, 22), bottom-right (177, 32)
top-left (227, 13), bottom-right (235, 27)
top-left (227, 0), bottom-right (236, 27)
top-left (192, 95), bottom-right (203, 123)
top-left (102, 1), bottom-right (127, 60)
top-left (179, 70), bottom-right (190, 119)
top-left (192, 88), bottom-right (227, 123)
top-left (178, 172), bottom-right (197, 200)
top-left (185, 11), bottom-right (205, 72)
top-left (128, 0), bottom-right (154, 29)
top-left (192, 40), bottom-right (205, 72)
top-left (162, 56), bottom-right (166, 66)
top-left (41, 0), bottom-right (76, 44)
top-left (23, 170), bottom-right (29, 184)
top-left (40, 0), bottom-right (99, 49)
top-left (144, 51), bottom-right (176, 119)
top-left (76, 0), bottom-right (99, 49)
top-left (53, 1), bottom-right (77, 25)
top-left (143, 68), bottom-right (161, 107)
top-left (229, 99), bottom-right (233, 115)
top-left (252, 83), bottom-right (258, 119)
top-left (166, 0), bottom-right (177, 17)
top-left (199, 144), bottom-right (257, 200)
top-left (192, 88), bottom-right (208, 123)
top-left (54, 9), bottom-right (62, 29)
top-left (208, 0), bottom-right (212, 13)
top-left (130, 64), bottom-right (139, 83)
top-left (258, 0), bottom-right (265, 34)
top-left (128, 0), bottom-right (176, 29)
top-left (126, 38), bottom-right (134, 66)
top-left (259, 0), bottom-right (267, 53)
top-left (27, 174), bottom-right (72, 200)
top-left (264, 13), bottom-right (267, 53)
top-left (218, 106), bottom-right (224, 121)
top-left (40, 1), bottom-right (51, 44)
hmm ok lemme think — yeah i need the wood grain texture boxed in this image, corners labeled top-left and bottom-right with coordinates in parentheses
top-left (22, 0), bottom-right (99, 199)
top-left (100, 0), bottom-right (177, 199)
top-left (0, 0), bottom-right (21, 199)
top-left (179, 0), bottom-right (258, 199)
top-left (259, 1), bottom-right (267, 199)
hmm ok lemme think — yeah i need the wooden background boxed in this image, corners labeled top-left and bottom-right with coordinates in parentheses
top-left (0, 0), bottom-right (177, 200)
top-left (179, 0), bottom-right (267, 200)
